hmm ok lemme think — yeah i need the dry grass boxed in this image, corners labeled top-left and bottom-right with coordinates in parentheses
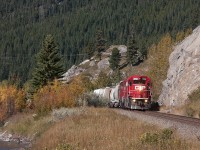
top-left (1, 113), bottom-right (53, 139)
top-left (32, 108), bottom-right (199, 150)
top-left (183, 101), bottom-right (200, 118)
top-left (185, 87), bottom-right (200, 118)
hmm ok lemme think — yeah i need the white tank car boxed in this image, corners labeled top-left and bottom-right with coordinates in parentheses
top-left (94, 87), bottom-right (112, 100)
top-left (109, 84), bottom-right (120, 108)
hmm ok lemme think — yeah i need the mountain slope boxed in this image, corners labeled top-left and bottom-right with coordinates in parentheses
top-left (0, 0), bottom-right (200, 84)
top-left (60, 45), bottom-right (127, 83)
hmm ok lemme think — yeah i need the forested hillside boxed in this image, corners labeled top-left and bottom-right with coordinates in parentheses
top-left (0, 0), bottom-right (199, 85)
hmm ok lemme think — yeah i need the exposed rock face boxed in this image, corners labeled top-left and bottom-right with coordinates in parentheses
top-left (60, 45), bottom-right (127, 83)
top-left (60, 65), bottom-right (85, 83)
top-left (106, 45), bottom-right (127, 54)
top-left (97, 58), bottom-right (110, 70)
top-left (158, 26), bottom-right (200, 107)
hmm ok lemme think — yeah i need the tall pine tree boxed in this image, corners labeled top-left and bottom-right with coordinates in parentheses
top-left (95, 29), bottom-right (107, 60)
top-left (94, 71), bottom-right (111, 88)
top-left (109, 48), bottom-right (121, 70)
top-left (31, 34), bottom-right (64, 92)
top-left (126, 29), bottom-right (143, 66)
top-left (83, 42), bottom-right (95, 59)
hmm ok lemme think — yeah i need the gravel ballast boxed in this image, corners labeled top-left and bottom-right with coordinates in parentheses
top-left (116, 109), bottom-right (200, 141)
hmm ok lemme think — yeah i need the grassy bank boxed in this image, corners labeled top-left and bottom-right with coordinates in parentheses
top-left (0, 113), bottom-right (53, 139)
top-left (1, 108), bottom-right (200, 150)
top-left (31, 108), bottom-right (199, 150)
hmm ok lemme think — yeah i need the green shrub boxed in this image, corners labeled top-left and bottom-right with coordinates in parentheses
top-left (185, 107), bottom-right (195, 117)
top-left (160, 129), bottom-right (173, 140)
top-left (140, 132), bottom-right (159, 144)
top-left (140, 128), bottom-right (174, 145)
top-left (85, 94), bottom-right (108, 107)
top-left (55, 144), bottom-right (74, 150)
top-left (187, 87), bottom-right (200, 117)
top-left (188, 87), bottom-right (200, 102)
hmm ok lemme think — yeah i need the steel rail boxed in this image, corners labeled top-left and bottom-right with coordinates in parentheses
top-left (133, 110), bottom-right (200, 127)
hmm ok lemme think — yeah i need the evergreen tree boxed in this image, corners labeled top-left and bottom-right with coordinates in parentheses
top-left (126, 30), bottom-right (143, 66)
top-left (1, 0), bottom-right (200, 84)
top-left (95, 29), bottom-right (106, 60)
top-left (111, 69), bottom-right (122, 84)
top-left (109, 48), bottom-right (121, 70)
top-left (94, 71), bottom-right (111, 88)
top-left (31, 34), bottom-right (64, 92)
top-left (191, 8), bottom-right (199, 29)
top-left (83, 42), bottom-right (95, 59)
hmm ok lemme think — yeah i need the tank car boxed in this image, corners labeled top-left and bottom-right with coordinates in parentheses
top-left (93, 87), bottom-right (112, 100)
top-left (108, 84), bottom-right (120, 108)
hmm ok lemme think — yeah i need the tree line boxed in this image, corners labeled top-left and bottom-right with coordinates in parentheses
top-left (0, 0), bottom-right (199, 85)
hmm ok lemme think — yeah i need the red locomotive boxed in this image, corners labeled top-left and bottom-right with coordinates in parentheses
top-left (119, 75), bottom-right (152, 110)
top-left (94, 75), bottom-right (153, 110)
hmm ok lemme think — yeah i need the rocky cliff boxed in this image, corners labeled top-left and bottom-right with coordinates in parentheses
top-left (159, 26), bottom-right (200, 107)
top-left (60, 45), bottom-right (127, 83)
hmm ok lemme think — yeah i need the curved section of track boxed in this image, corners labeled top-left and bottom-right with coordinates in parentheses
top-left (137, 111), bottom-right (200, 127)
top-left (115, 109), bottom-right (200, 141)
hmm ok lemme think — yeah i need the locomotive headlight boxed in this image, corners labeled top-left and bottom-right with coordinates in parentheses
top-left (145, 99), bottom-right (148, 103)
top-left (133, 99), bottom-right (136, 102)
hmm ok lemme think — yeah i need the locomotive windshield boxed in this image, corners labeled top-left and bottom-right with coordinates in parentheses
top-left (133, 78), bottom-right (146, 84)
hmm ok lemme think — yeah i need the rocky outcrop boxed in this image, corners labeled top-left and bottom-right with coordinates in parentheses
top-left (0, 131), bottom-right (31, 148)
top-left (105, 45), bottom-right (127, 55)
top-left (60, 45), bottom-right (127, 83)
top-left (158, 26), bottom-right (200, 107)
top-left (60, 65), bottom-right (85, 83)
top-left (97, 58), bottom-right (110, 70)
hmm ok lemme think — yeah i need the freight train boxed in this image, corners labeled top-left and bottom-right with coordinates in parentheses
top-left (94, 75), bottom-right (155, 110)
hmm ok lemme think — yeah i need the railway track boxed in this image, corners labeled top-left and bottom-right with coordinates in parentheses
top-left (116, 108), bottom-right (200, 141)
top-left (136, 110), bottom-right (200, 127)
